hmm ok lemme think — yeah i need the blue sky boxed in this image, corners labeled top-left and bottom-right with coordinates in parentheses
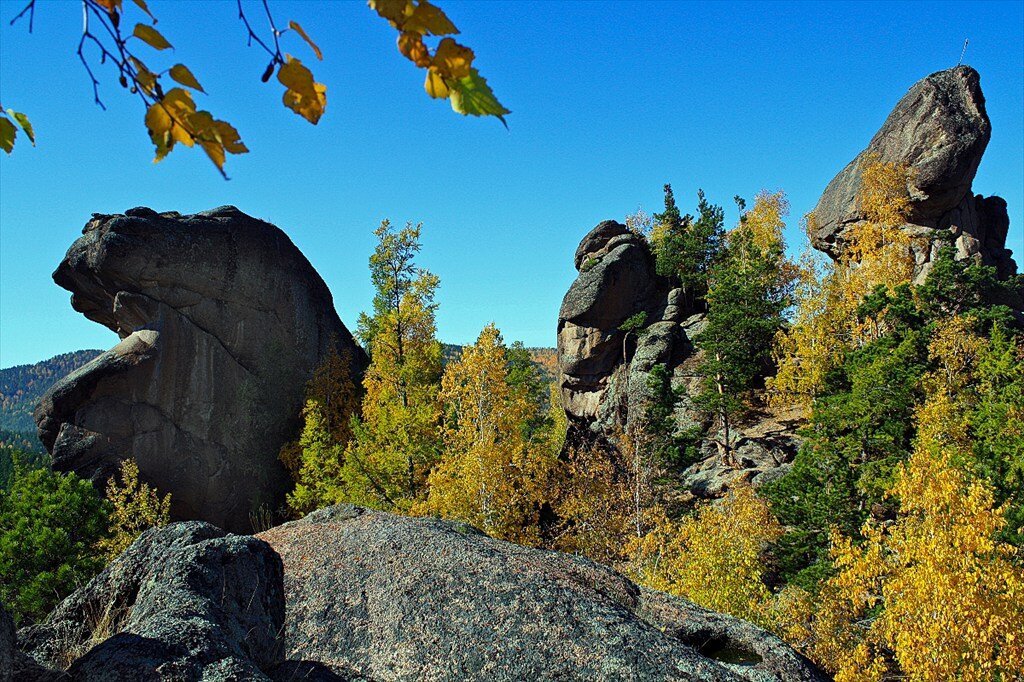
top-left (1, 0), bottom-right (1022, 367)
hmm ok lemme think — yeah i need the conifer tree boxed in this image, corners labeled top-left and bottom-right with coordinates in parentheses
top-left (650, 185), bottom-right (725, 309)
top-left (695, 191), bottom-right (795, 465)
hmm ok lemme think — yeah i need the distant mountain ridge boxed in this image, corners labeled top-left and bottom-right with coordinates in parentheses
top-left (2, 345), bottom-right (557, 436)
top-left (1, 350), bottom-right (103, 434)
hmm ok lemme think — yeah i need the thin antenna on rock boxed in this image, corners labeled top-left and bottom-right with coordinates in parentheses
top-left (957, 39), bottom-right (969, 66)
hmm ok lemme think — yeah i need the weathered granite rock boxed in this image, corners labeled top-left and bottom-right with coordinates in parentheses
top-left (557, 221), bottom-right (691, 442)
top-left (811, 66), bottom-right (1017, 284)
top-left (259, 504), bottom-right (828, 682)
top-left (35, 206), bottom-right (367, 532)
top-left (17, 522), bottom-right (285, 681)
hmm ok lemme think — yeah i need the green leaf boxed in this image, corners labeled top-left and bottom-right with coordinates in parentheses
top-left (448, 68), bottom-right (509, 126)
top-left (0, 117), bottom-right (15, 153)
top-left (133, 23), bottom-right (172, 50)
top-left (169, 64), bottom-right (204, 93)
top-left (6, 110), bottom-right (34, 145)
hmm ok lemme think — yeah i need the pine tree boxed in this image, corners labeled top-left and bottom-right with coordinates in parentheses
top-left (695, 191), bottom-right (795, 465)
top-left (650, 185), bottom-right (725, 309)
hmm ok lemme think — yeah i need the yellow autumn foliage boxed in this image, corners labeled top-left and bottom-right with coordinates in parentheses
top-left (787, 316), bottom-right (1024, 681)
top-left (770, 154), bottom-right (917, 407)
top-left (630, 484), bottom-right (782, 627)
top-left (97, 459), bottom-right (171, 561)
top-left (422, 323), bottom-right (556, 546)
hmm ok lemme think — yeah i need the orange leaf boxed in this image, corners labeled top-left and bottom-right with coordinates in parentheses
top-left (398, 32), bottom-right (431, 68)
top-left (432, 37), bottom-right (473, 80)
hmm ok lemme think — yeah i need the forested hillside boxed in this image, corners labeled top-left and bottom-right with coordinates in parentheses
top-left (0, 350), bottom-right (101, 432)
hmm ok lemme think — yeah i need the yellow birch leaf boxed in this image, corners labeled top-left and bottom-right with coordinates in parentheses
top-left (0, 117), bottom-right (15, 154)
top-left (144, 102), bottom-right (173, 160)
top-left (129, 57), bottom-right (158, 95)
top-left (94, 0), bottom-right (123, 11)
top-left (368, 0), bottom-right (411, 25)
top-left (169, 64), bottom-right (205, 93)
top-left (133, 23), bottom-right (172, 50)
top-left (432, 37), bottom-right (473, 79)
top-left (212, 120), bottom-right (248, 154)
top-left (424, 68), bottom-right (449, 98)
top-left (131, 0), bottom-right (156, 22)
top-left (402, 0), bottom-right (458, 36)
top-left (161, 88), bottom-right (197, 147)
top-left (278, 56), bottom-right (326, 124)
top-left (288, 21), bottom-right (323, 60)
top-left (198, 139), bottom-right (225, 173)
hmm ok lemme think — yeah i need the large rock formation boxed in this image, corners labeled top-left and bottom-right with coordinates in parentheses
top-left (35, 207), bottom-right (367, 533)
top-left (556, 222), bottom-right (796, 496)
top-left (556, 66), bottom-right (1019, 498)
top-left (12, 510), bottom-right (824, 681)
top-left (259, 504), bottom-right (826, 681)
top-left (17, 522), bottom-right (286, 681)
top-left (811, 66), bottom-right (1017, 284)
top-left (557, 220), bottom-right (691, 443)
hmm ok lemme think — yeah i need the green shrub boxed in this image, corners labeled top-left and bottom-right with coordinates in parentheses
top-left (0, 462), bottom-right (110, 623)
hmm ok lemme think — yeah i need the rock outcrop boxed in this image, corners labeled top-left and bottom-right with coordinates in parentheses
top-left (259, 504), bottom-right (827, 682)
top-left (811, 66), bottom-right (1017, 284)
top-left (35, 207), bottom-right (367, 533)
top-left (17, 522), bottom-right (285, 681)
top-left (556, 222), bottom-right (797, 496)
top-left (557, 220), bottom-right (691, 443)
top-left (556, 66), bottom-right (1019, 499)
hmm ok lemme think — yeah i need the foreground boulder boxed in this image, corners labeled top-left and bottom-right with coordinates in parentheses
top-left (35, 206), bottom-right (367, 532)
top-left (17, 522), bottom-right (285, 681)
top-left (259, 505), bottom-right (827, 681)
top-left (811, 65), bottom-right (1017, 284)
